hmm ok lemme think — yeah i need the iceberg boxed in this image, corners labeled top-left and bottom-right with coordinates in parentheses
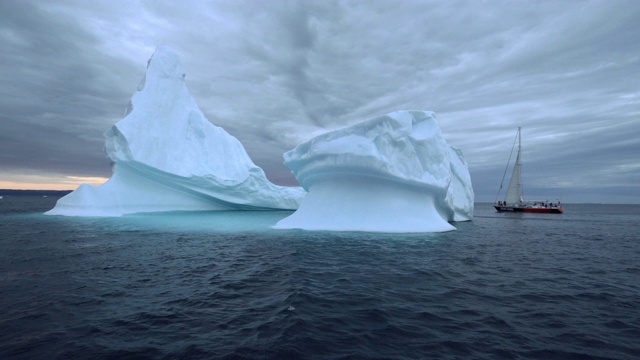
top-left (273, 111), bottom-right (474, 232)
top-left (47, 46), bottom-right (305, 216)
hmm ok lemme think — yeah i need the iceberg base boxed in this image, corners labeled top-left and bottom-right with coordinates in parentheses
top-left (45, 163), bottom-right (230, 216)
top-left (46, 161), bottom-right (303, 217)
top-left (273, 175), bottom-right (456, 233)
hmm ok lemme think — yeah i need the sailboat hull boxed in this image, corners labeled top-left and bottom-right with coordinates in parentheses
top-left (494, 206), bottom-right (563, 214)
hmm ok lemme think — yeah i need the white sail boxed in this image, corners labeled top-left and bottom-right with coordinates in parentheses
top-left (505, 128), bottom-right (522, 204)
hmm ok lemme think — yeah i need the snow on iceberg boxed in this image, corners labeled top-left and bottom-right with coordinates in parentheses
top-left (47, 46), bottom-right (304, 216)
top-left (273, 111), bottom-right (474, 232)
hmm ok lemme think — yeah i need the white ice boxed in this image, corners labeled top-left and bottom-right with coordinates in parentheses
top-left (46, 46), bottom-right (304, 217)
top-left (273, 111), bottom-right (474, 232)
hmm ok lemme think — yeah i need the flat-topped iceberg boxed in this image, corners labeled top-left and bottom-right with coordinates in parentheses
top-left (47, 46), bottom-right (304, 216)
top-left (273, 111), bottom-right (474, 232)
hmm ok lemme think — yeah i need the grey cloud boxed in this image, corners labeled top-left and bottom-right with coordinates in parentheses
top-left (0, 1), bottom-right (140, 178)
top-left (1, 0), bottom-right (638, 203)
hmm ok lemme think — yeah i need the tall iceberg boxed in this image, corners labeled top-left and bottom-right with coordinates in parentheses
top-left (273, 111), bottom-right (474, 232)
top-left (47, 46), bottom-right (304, 216)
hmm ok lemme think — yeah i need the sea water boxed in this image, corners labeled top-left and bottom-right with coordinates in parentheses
top-left (1, 195), bottom-right (639, 359)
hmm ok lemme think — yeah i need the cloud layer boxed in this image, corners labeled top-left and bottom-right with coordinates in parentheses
top-left (1, 0), bottom-right (638, 203)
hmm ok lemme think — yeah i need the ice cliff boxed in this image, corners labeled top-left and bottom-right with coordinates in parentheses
top-left (46, 46), bottom-right (305, 216)
top-left (273, 111), bottom-right (474, 232)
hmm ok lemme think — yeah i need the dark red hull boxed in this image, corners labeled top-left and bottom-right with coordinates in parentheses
top-left (494, 206), bottom-right (563, 214)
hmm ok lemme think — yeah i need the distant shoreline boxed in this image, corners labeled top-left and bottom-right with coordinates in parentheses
top-left (0, 189), bottom-right (72, 196)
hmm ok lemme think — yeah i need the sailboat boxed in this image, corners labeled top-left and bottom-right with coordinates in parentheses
top-left (494, 127), bottom-right (563, 214)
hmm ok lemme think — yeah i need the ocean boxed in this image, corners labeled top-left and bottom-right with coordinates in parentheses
top-left (1, 195), bottom-right (639, 360)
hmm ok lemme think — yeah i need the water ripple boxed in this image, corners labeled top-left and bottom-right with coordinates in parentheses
top-left (1, 201), bottom-right (640, 359)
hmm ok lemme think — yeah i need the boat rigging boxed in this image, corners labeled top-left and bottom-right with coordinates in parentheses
top-left (494, 127), bottom-right (563, 214)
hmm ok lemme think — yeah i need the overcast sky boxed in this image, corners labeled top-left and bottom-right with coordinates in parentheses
top-left (1, 0), bottom-right (638, 203)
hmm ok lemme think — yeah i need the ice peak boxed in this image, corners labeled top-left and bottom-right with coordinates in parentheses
top-left (47, 46), bottom-right (305, 216)
top-left (146, 45), bottom-right (185, 81)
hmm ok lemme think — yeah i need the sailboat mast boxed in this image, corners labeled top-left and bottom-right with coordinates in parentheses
top-left (504, 127), bottom-right (523, 205)
top-left (517, 127), bottom-right (521, 156)
top-left (515, 127), bottom-right (522, 202)
top-left (494, 127), bottom-right (519, 203)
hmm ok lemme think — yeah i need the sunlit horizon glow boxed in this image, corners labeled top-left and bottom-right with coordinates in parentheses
top-left (0, 175), bottom-right (108, 191)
